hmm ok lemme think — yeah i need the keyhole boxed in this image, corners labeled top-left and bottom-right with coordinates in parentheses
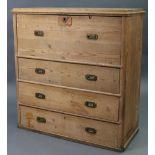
top-left (63, 17), bottom-right (67, 23)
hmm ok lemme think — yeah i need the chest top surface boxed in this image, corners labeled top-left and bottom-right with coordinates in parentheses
top-left (12, 8), bottom-right (145, 16)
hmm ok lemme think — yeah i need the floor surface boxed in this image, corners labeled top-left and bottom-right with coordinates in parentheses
top-left (8, 78), bottom-right (148, 155)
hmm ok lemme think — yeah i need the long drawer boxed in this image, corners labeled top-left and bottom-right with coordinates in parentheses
top-left (19, 105), bottom-right (120, 148)
top-left (18, 82), bottom-right (120, 122)
top-left (17, 15), bottom-right (121, 65)
top-left (18, 58), bottom-right (120, 94)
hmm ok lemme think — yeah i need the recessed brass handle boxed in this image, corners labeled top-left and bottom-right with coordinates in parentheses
top-left (36, 117), bottom-right (46, 123)
top-left (85, 74), bottom-right (97, 81)
top-left (35, 93), bottom-right (45, 99)
top-left (87, 34), bottom-right (98, 40)
top-left (35, 68), bottom-right (45, 74)
top-left (85, 127), bottom-right (96, 134)
top-left (85, 101), bottom-right (97, 108)
top-left (34, 30), bottom-right (44, 37)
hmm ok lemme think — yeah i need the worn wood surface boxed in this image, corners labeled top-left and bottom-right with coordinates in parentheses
top-left (17, 56), bottom-right (122, 68)
top-left (13, 14), bottom-right (21, 125)
top-left (18, 82), bottom-right (120, 122)
top-left (12, 8), bottom-right (144, 151)
top-left (18, 58), bottom-right (120, 94)
top-left (19, 105), bottom-right (120, 148)
top-left (122, 14), bottom-right (144, 144)
top-left (18, 79), bottom-right (121, 97)
top-left (12, 8), bottom-right (145, 15)
top-left (17, 15), bottom-right (121, 65)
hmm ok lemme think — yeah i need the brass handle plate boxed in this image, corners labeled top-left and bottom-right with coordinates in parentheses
top-left (35, 93), bottom-right (45, 99)
top-left (85, 74), bottom-right (97, 81)
top-left (36, 117), bottom-right (46, 123)
top-left (85, 101), bottom-right (97, 108)
top-left (34, 30), bottom-right (44, 37)
top-left (85, 127), bottom-right (96, 134)
top-left (35, 68), bottom-right (45, 74)
top-left (87, 34), bottom-right (98, 40)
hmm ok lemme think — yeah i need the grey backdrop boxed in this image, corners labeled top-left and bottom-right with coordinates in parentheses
top-left (7, 0), bottom-right (148, 155)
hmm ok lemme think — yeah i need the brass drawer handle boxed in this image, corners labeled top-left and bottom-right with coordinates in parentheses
top-left (36, 117), bottom-right (46, 123)
top-left (87, 34), bottom-right (98, 40)
top-left (85, 101), bottom-right (97, 108)
top-left (35, 68), bottom-right (45, 74)
top-left (34, 30), bottom-right (44, 37)
top-left (35, 93), bottom-right (45, 99)
top-left (85, 127), bottom-right (96, 134)
top-left (85, 74), bottom-right (97, 81)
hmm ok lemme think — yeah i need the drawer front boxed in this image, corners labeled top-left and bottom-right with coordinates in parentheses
top-left (18, 58), bottom-right (120, 94)
top-left (19, 82), bottom-right (120, 122)
top-left (20, 106), bottom-right (119, 148)
top-left (17, 15), bottom-right (121, 65)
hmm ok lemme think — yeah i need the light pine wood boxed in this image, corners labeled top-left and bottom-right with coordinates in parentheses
top-left (12, 8), bottom-right (145, 15)
top-left (19, 105), bottom-right (120, 149)
top-left (13, 14), bottom-right (21, 125)
top-left (18, 82), bottom-right (120, 122)
top-left (17, 15), bottom-right (121, 65)
top-left (122, 15), bottom-right (144, 144)
top-left (12, 8), bottom-right (145, 151)
top-left (18, 58), bottom-right (120, 94)
top-left (18, 79), bottom-right (121, 97)
top-left (17, 56), bottom-right (122, 69)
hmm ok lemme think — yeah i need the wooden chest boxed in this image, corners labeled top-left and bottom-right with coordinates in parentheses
top-left (12, 8), bottom-right (144, 151)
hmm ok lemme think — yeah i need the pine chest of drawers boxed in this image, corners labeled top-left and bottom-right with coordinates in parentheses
top-left (12, 8), bottom-right (145, 151)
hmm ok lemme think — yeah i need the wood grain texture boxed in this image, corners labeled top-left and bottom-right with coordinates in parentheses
top-left (19, 105), bottom-right (120, 148)
top-left (18, 58), bottom-right (120, 94)
top-left (17, 15), bottom-right (121, 65)
top-left (116, 16), bottom-right (126, 147)
top-left (18, 79), bottom-right (121, 97)
top-left (122, 14), bottom-right (144, 144)
top-left (17, 55), bottom-right (122, 68)
top-left (13, 14), bottom-right (21, 125)
top-left (18, 82), bottom-right (120, 122)
top-left (12, 8), bottom-right (145, 151)
top-left (12, 8), bottom-right (145, 15)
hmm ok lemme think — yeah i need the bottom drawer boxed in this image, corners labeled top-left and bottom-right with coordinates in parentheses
top-left (19, 106), bottom-right (120, 149)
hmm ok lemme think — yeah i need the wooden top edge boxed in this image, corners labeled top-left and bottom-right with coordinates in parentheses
top-left (12, 8), bottom-right (145, 15)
